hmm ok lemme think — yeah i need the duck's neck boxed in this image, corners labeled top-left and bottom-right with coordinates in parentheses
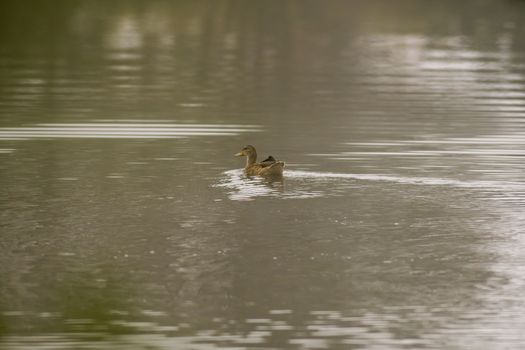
top-left (246, 152), bottom-right (257, 167)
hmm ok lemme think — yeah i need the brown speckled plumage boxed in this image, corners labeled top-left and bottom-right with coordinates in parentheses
top-left (235, 145), bottom-right (285, 176)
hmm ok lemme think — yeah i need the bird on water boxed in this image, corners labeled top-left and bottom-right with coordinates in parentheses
top-left (235, 145), bottom-right (285, 176)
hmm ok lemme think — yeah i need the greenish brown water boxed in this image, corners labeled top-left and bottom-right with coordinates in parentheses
top-left (1, 1), bottom-right (525, 349)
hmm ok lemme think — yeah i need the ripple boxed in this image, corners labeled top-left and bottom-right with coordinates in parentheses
top-left (0, 306), bottom-right (477, 349)
top-left (309, 131), bottom-right (525, 206)
top-left (0, 122), bottom-right (261, 140)
top-left (216, 168), bottom-right (525, 202)
top-left (287, 170), bottom-right (524, 191)
top-left (214, 169), bottom-right (324, 201)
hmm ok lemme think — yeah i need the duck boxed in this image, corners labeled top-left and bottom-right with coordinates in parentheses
top-left (235, 145), bottom-right (285, 176)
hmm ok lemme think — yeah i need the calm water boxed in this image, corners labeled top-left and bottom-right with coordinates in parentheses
top-left (1, 1), bottom-right (525, 349)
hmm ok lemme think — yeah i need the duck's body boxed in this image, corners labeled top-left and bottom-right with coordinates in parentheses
top-left (235, 145), bottom-right (285, 176)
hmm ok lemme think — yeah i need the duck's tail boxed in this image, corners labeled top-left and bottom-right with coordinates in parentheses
top-left (261, 155), bottom-right (276, 163)
top-left (267, 161), bottom-right (285, 175)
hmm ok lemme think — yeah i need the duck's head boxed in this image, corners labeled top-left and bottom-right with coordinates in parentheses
top-left (235, 145), bottom-right (257, 157)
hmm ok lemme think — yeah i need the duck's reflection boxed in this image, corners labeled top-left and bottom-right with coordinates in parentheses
top-left (219, 170), bottom-right (284, 201)
top-left (254, 173), bottom-right (284, 186)
top-left (216, 169), bottom-right (325, 201)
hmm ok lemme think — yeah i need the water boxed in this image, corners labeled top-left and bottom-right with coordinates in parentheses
top-left (1, 1), bottom-right (525, 349)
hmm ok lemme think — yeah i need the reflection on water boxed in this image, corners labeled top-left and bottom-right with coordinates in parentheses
top-left (0, 122), bottom-right (261, 140)
top-left (2, 0), bottom-right (525, 349)
top-left (215, 169), bottom-right (323, 201)
top-left (0, 307), bottom-right (482, 349)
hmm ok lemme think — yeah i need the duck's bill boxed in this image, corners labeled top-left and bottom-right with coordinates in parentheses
top-left (234, 152), bottom-right (244, 156)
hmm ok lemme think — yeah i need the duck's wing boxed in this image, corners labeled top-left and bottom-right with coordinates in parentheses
top-left (259, 155), bottom-right (276, 167)
top-left (259, 160), bottom-right (285, 176)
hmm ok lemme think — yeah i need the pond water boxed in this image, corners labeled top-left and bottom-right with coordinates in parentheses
top-left (1, 1), bottom-right (525, 349)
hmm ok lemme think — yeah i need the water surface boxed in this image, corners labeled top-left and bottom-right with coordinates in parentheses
top-left (1, 1), bottom-right (525, 349)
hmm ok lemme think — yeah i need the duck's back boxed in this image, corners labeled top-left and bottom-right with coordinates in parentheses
top-left (259, 155), bottom-right (276, 167)
top-left (245, 156), bottom-right (284, 176)
top-left (258, 160), bottom-right (285, 176)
